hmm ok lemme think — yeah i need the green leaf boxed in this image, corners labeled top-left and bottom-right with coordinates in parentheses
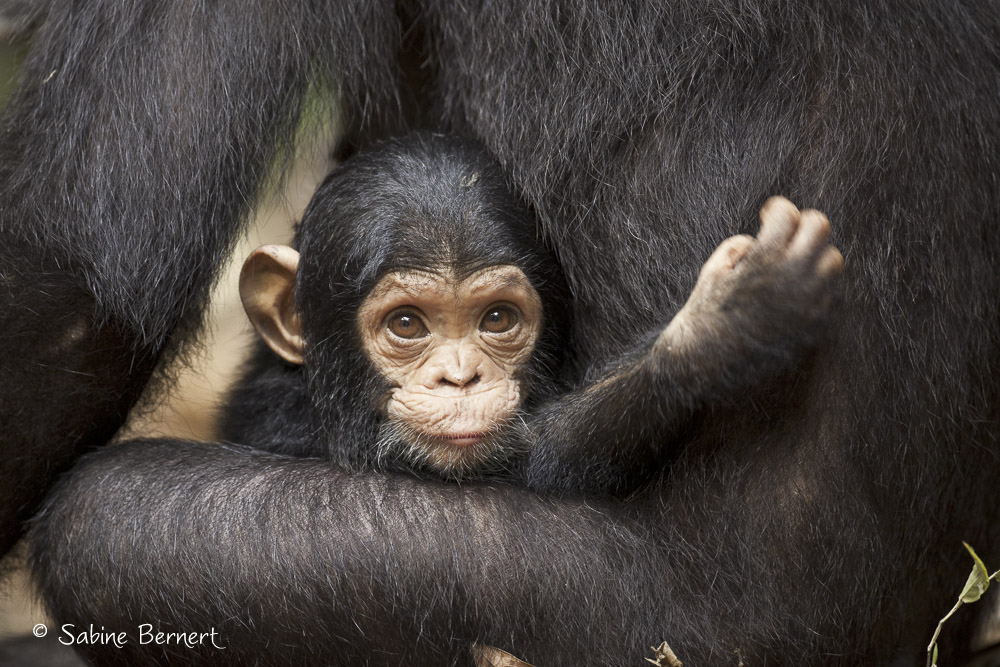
top-left (932, 643), bottom-right (938, 666)
top-left (960, 542), bottom-right (991, 603)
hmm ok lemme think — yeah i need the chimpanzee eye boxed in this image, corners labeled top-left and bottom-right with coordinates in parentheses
top-left (387, 310), bottom-right (429, 339)
top-left (480, 306), bottom-right (518, 334)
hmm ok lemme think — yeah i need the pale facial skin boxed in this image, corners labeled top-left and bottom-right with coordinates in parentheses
top-left (240, 248), bottom-right (543, 477)
top-left (357, 266), bottom-right (543, 473)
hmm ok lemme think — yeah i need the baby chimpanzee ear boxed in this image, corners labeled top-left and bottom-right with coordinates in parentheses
top-left (239, 245), bottom-right (305, 365)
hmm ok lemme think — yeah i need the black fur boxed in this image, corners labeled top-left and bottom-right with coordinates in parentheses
top-left (3, 1), bottom-right (999, 665)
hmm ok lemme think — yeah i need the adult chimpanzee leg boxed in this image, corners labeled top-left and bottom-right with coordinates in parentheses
top-left (0, 0), bottom-right (402, 554)
top-left (17, 1), bottom-right (1000, 667)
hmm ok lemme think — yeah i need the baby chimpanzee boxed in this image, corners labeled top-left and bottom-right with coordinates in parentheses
top-left (222, 132), bottom-right (842, 495)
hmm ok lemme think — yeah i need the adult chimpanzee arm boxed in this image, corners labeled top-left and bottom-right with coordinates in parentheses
top-left (0, 0), bottom-right (400, 555)
top-left (30, 439), bottom-right (651, 666)
top-left (525, 199), bottom-right (842, 496)
top-left (30, 435), bottom-right (892, 667)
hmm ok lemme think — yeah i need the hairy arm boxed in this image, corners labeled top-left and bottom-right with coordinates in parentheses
top-left (525, 199), bottom-right (843, 495)
top-left (30, 439), bottom-right (652, 666)
top-left (31, 430), bottom-right (896, 667)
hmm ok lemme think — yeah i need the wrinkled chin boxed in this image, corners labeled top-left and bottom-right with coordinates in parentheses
top-left (385, 386), bottom-right (522, 438)
top-left (375, 418), bottom-right (529, 480)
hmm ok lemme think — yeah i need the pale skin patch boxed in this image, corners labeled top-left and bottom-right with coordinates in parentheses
top-left (357, 265), bottom-right (542, 467)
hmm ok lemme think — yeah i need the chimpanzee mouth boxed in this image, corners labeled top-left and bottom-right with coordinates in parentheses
top-left (432, 432), bottom-right (488, 447)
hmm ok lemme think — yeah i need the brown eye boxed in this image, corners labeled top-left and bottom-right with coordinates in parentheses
top-left (387, 311), bottom-right (429, 339)
top-left (480, 306), bottom-right (518, 334)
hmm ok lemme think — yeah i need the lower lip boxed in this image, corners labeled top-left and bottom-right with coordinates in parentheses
top-left (439, 434), bottom-right (484, 447)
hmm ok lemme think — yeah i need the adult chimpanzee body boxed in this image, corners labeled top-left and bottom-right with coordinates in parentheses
top-left (224, 133), bottom-right (841, 492)
top-left (3, 1), bottom-right (1000, 665)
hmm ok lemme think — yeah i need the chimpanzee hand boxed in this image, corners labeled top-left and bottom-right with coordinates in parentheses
top-left (658, 196), bottom-right (844, 385)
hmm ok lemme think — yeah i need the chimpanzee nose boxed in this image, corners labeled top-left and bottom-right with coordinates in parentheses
top-left (441, 370), bottom-right (480, 388)
top-left (428, 344), bottom-right (483, 389)
top-left (440, 359), bottom-right (480, 388)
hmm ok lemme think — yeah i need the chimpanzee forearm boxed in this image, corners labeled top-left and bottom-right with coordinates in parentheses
top-left (31, 435), bottom-right (902, 666)
top-left (524, 332), bottom-right (698, 496)
top-left (524, 324), bottom-right (779, 496)
top-left (30, 439), bottom-right (652, 666)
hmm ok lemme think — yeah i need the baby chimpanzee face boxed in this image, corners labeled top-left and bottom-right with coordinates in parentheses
top-left (239, 242), bottom-right (546, 478)
top-left (357, 264), bottom-right (542, 476)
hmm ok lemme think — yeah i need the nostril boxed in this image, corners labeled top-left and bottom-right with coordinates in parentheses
top-left (440, 372), bottom-right (480, 389)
